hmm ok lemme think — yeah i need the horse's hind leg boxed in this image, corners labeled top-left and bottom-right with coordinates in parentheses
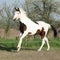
top-left (38, 36), bottom-right (50, 51)
top-left (38, 38), bottom-right (45, 51)
top-left (44, 37), bottom-right (50, 51)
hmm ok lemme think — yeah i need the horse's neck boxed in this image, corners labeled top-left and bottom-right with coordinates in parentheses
top-left (19, 21), bottom-right (22, 25)
top-left (20, 15), bottom-right (36, 25)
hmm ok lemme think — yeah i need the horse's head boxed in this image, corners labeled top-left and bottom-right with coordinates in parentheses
top-left (13, 7), bottom-right (21, 21)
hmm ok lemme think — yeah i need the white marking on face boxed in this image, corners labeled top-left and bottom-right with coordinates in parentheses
top-left (13, 11), bottom-right (20, 21)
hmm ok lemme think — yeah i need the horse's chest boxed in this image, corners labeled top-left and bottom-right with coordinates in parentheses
top-left (19, 22), bottom-right (27, 34)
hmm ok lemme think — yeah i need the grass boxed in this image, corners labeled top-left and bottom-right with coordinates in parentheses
top-left (0, 37), bottom-right (60, 51)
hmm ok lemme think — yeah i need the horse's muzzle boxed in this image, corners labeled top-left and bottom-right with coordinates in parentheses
top-left (13, 18), bottom-right (16, 21)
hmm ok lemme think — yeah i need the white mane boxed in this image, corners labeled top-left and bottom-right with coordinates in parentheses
top-left (19, 8), bottom-right (27, 16)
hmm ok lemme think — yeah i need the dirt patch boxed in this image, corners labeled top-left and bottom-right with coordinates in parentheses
top-left (0, 29), bottom-right (5, 38)
top-left (0, 29), bottom-right (19, 38)
top-left (0, 50), bottom-right (60, 60)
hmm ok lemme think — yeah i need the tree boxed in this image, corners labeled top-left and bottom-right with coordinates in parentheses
top-left (0, 2), bottom-right (18, 37)
top-left (25, 0), bottom-right (58, 24)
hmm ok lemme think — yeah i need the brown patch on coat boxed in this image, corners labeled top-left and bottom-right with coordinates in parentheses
top-left (35, 27), bottom-right (45, 39)
top-left (19, 21), bottom-right (27, 34)
top-left (34, 21), bottom-right (39, 24)
top-left (28, 32), bottom-right (32, 35)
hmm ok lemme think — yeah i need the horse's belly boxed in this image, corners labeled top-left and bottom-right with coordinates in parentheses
top-left (27, 27), bottom-right (41, 35)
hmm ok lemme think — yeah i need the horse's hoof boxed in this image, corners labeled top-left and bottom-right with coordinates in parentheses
top-left (17, 47), bottom-right (20, 52)
top-left (47, 49), bottom-right (50, 51)
top-left (47, 47), bottom-right (50, 51)
top-left (37, 49), bottom-right (41, 52)
top-left (17, 50), bottom-right (19, 52)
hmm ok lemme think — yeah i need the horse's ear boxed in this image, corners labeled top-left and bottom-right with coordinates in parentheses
top-left (19, 9), bottom-right (21, 13)
top-left (14, 7), bottom-right (17, 10)
top-left (18, 8), bottom-right (21, 13)
top-left (14, 7), bottom-right (21, 13)
top-left (17, 8), bottom-right (19, 11)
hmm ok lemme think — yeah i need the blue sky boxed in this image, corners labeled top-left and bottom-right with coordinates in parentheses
top-left (0, 0), bottom-right (60, 8)
top-left (53, 0), bottom-right (60, 2)
top-left (0, 0), bottom-right (25, 4)
top-left (0, 0), bottom-right (25, 8)
top-left (0, 0), bottom-right (60, 6)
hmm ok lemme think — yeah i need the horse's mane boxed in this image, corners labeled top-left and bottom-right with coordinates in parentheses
top-left (20, 8), bottom-right (27, 16)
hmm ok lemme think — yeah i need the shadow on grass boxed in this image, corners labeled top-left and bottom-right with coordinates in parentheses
top-left (0, 45), bottom-right (37, 52)
top-left (21, 47), bottom-right (37, 51)
top-left (0, 45), bottom-right (17, 52)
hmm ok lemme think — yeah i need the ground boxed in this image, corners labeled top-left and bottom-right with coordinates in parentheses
top-left (0, 50), bottom-right (60, 60)
top-left (0, 29), bottom-right (60, 60)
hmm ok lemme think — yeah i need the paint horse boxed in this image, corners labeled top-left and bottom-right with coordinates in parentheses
top-left (13, 8), bottom-right (57, 52)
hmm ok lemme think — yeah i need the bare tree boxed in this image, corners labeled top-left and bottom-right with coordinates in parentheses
top-left (25, 0), bottom-right (57, 23)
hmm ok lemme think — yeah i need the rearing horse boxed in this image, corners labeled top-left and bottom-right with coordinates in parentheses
top-left (13, 8), bottom-right (57, 52)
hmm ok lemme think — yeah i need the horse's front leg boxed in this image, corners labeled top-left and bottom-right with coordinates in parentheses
top-left (17, 31), bottom-right (28, 52)
top-left (19, 32), bottom-right (23, 37)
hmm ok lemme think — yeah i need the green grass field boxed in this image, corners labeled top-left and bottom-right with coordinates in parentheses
top-left (0, 37), bottom-right (60, 51)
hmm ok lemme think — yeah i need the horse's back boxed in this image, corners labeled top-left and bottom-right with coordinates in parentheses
top-left (36, 21), bottom-right (51, 29)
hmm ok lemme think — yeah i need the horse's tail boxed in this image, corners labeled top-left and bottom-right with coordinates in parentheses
top-left (51, 25), bottom-right (57, 37)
